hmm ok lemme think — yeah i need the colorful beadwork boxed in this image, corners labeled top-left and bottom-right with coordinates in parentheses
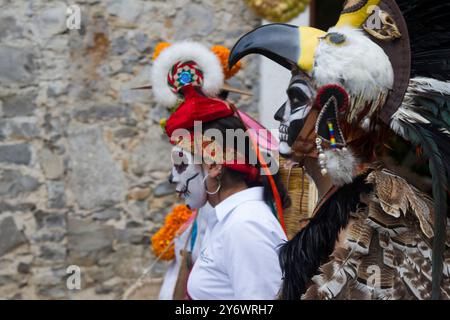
top-left (327, 121), bottom-right (337, 149)
top-left (167, 60), bottom-right (204, 94)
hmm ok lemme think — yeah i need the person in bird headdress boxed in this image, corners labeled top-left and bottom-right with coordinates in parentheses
top-left (228, 0), bottom-right (450, 299)
top-left (149, 41), bottom-right (291, 299)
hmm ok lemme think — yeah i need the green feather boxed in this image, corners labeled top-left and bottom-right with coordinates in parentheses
top-left (401, 121), bottom-right (448, 299)
top-left (415, 96), bottom-right (450, 129)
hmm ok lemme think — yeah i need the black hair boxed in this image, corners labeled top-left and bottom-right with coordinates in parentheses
top-left (202, 116), bottom-right (291, 209)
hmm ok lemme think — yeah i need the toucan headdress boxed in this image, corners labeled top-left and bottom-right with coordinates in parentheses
top-left (228, 0), bottom-right (450, 298)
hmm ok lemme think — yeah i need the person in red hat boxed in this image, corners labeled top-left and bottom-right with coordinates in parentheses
top-left (150, 41), bottom-right (290, 299)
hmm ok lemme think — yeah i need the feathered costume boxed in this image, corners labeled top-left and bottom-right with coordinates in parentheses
top-left (229, 0), bottom-right (450, 299)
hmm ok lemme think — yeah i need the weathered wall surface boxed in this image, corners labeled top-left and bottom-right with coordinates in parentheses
top-left (0, 0), bottom-right (260, 299)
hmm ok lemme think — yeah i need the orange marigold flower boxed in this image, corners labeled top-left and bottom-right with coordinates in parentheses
top-left (211, 45), bottom-right (242, 79)
top-left (152, 42), bottom-right (171, 61)
top-left (151, 204), bottom-right (193, 261)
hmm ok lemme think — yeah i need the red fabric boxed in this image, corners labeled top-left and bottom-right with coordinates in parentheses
top-left (165, 85), bottom-right (259, 182)
top-left (165, 85), bottom-right (234, 137)
top-left (224, 163), bottom-right (260, 182)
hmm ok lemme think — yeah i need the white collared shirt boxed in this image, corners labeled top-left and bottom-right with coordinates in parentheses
top-left (187, 187), bottom-right (287, 300)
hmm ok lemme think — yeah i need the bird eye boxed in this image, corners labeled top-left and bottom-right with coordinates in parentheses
top-left (324, 32), bottom-right (346, 45)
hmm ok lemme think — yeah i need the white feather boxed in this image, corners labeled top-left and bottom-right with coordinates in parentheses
top-left (310, 263), bottom-right (348, 299)
top-left (361, 117), bottom-right (371, 131)
top-left (313, 27), bottom-right (394, 121)
top-left (410, 77), bottom-right (450, 96)
top-left (324, 147), bottom-right (358, 186)
top-left (390, 105), bottom-right (430, 139)
top-left (151, 41), bottom-right (224, 106)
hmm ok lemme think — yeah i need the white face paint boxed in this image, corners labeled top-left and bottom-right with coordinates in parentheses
top-left (170, 146), bottom-right (207, 209)
top-left (275, 76), bottom-right (314, 157)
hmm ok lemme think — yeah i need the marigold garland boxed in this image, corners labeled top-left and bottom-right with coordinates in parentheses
top-left (152, 42), bottom-right (171, 61)
top-left (151, 42), bottom-right (242, 79)
top-left (151, 204), bottom-right (193, 261)
top-left (210, 45), bottom-right (242, 79)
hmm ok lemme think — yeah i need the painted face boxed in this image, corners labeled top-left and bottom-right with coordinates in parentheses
top-left (274, 74), bottom-right (314, 157)
top-left (170, 146), bottom-right (207, 209)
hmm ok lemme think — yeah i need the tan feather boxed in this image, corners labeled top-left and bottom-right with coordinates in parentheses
top-left (357, 234), bottom-right (396, 291)
top-left (302, 283), bottom-right (326, 300)
top-left (301, 169), bottom-right (449, 300)
top-left (390, 230), bottom-right (419, 254)
top-left (402, 268), bottom-right (432, 300)
top-left (303, 244), bottom-right (365, 300)
top-left (346, 218), bottom-right (373, 255)
top-left (367, 201), bottom-right (408, 237)
top-left (367, 169), bottom-right (434, 238)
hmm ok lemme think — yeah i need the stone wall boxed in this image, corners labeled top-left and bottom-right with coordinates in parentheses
top-left (0, 0), bottom-right (261, 299)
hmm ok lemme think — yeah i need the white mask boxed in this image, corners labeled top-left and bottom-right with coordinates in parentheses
top-left (275, 75), bottom-right (314, 157)
top-left (170, 146), bottom-right (207, 209)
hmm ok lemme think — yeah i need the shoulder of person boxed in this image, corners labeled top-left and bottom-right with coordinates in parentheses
top-left (225, 200), bottom-right (284, 238)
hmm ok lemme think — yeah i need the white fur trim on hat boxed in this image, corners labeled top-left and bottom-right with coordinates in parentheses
top-left (151, 41), bottom-right (224, 106)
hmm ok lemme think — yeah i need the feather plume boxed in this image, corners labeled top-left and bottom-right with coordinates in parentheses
top-left (397, 0), bottom-right (450, 82)
top-left (302, 247), bottom-right (352, 300)
top-left (390, 75), bottom-right (450, 298)
top-left (390, 120), bottom-right (448, 299)
top-left (367, 169), bottom-right (434, 238)
top-left (324, 148), bottom-right (358, 186)
top-left (278, 173), bottom-right (372, 299)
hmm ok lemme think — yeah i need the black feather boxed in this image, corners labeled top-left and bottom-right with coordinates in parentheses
top-left (278, 173), bottom-right (373, 300)
top-left (396, 0), bottom-right (450, 81)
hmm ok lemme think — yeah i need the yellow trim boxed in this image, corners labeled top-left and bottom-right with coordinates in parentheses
top-left (297, 27), bottom-right (326, 72)
top-left (336, 0), bottom-right (381, 28)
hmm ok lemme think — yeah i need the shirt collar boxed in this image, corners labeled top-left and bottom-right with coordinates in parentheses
top-left (214, 187), bottom-right (264, 222)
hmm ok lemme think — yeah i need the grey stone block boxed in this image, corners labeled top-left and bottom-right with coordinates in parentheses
top-left (0, 45), bottom-right (36, 85)
top-left (0, 170), bottom-right (40, 197)
top-left (67, 127), bottom-right (125, 210)
top-left (0, 143), bottom-right (32, 165)
top-left (0, 217), bottom-right (27, 257)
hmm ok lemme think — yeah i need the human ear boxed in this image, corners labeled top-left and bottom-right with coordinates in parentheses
top-left (205, 163), bottom-right (223, 179)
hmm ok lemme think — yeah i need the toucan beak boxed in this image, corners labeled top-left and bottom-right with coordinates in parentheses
top-left (229, 24), bottom-right (301, 70)
top-left (229, 23), bottom-right (326, 73)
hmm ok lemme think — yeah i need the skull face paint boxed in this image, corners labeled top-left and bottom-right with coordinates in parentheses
top-left (170, 146), bottom-right (207, 209)
top-left (274, 74), bottom-right (314, 157)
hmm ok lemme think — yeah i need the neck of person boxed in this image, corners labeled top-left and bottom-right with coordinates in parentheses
top-left (302, 157), bottom-right (334, 201)
top-left (207, 181), bottom-right (248, 207)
